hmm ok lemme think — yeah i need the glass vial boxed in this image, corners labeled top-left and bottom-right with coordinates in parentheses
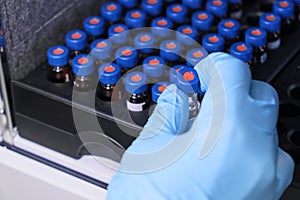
top-left (108, 24), bottom-right (130, 52)
top-left (273, 0), bottom-right (297, 32)
top-left (118, 0), bottom-right (139, 12)
top-left (72, 54), bottom-right (94, 91)
top-left (169, 64), bottom-right (187, 84)
top-left (166, 3), bottom-right (189, 27)
top-left (125, 9), bottom-right (147, 29)
top-left (98, 63), bottom-right (122, 101)
top-left (142, 0), bottom-right (164, 17)
top-left (134, 32), bottom-right (157, 62)
top-left (186, 48), bottom-right (208, 68)
top-left (101, 2), bottom-right (123, 27)
top-left (125, 71), bottom-right (150, 112)
top-left (143, 56), bottom-right (166, 83)
top-left (0, 27), bottom-right (6, 62)
top-left (65, 30), bottom-right (88, 59)
top-left (160, 39), bottom-right (183, 67)
top-left (176, 25), bottom-right (199, 53)
top-left (115, 46), bottom-right (139, 75)
top-left (245, 27), bottom-right (267, 64)
top-left (294, 0), bottom-right (300, 21)
top-left (47, 45), bottom-right (71, 83)
top-left (152, 82), bottom-right (170, 103)
top-left (218, 19), bottom-right (240, 52)
top-left (90, 39), bottom-right (113, 67)
top-left (228, 0), bottom-right (243, 19)
top-left (259, 13), bottom-right (281, 50)
top-left (202, 33), bottom-right (225, 53)
top-left (230, 42), bottom-right (253, 67)
top-left (192, 11), bottom-right (214, 41)
top-left (206, 0), bottom-right (228, 25)
top-left (83, 16), bottom-right (106, 44)
top-left (151, 17), bottom-right (174, 44)
top-left (176, 67), bottom-right (200, 119)
top-left (182, 0), bottom-right (203, 13)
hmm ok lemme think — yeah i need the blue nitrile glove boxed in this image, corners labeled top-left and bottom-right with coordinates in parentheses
top-left (107, 53), bottom-right (294, 200)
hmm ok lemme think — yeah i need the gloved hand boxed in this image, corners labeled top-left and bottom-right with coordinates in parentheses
top-left (106, 52), bottom-right (294, 200)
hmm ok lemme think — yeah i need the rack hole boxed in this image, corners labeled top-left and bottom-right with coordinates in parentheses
top-left (288, 130), bottom-right (300, 146)
top-left (288, 84), bottom-right (300, 100)
top-left (279, 103), bottom-right (300, 118)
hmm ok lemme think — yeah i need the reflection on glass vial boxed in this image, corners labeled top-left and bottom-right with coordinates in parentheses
top-left (176, 67), bottom-right (200, 119)
top-left (47, 45), bottom-right (71, 83)
top-left (72, 54), bottom-right (94, 91)
top-left (186, 48), bottom-right (208, 67)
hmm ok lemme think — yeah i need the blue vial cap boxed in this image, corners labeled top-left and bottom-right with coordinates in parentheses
top-left (108, 24), bottom-right (129, 45)
top-left (72, 54), bottom-right (94, 76)
top-left (230, 42), bottom-right (253, 63)
top-left (152, 82), bottom-right (170, 103)
top-left (206, 0), bottom-right (228, 17)
top-left (47, 45), bottom-right (69, 67)
top-left (245, 27), bottom-right (267, 47)
top-left (118, 0), bottom-right (138, 8)
top-left (141, 0), bottom-right (163, 16)
top-left (259, 13), bottom-right (281, 32)
top-left (176, 25), bottom-right (198, 46)
top-left (218, 19), bottom-right (240, 39)
top-left (98, 63), bottom-right (121, 85)
top-left (90, 39), bottom-right (112, 60)
top-left (166, 4), bottom-right (188, 24)
top-left (143, 56), bottom-right (166, 78)
top-left (273, 0), bottom-right (295, 18)
top-left (160, 40), bottom-right (182, 61)
top-left (192, 11), bottom-right (214, 31)
top-left (176, 67), bottom-right (199, 94)
top-left (186, 48), bottom-right (208, 67)
top-left (151, 17), bottom-right (173, 38)
top-left (83, 16), bottom-right (105, 37)
top-left (294, 0), bottom-right (300, 5)
top-left (115, 46), bottom-right (138, 69)
top-left (101, 2), bottom-right (122, 22)
top-left (228, 0), bottom-right (241, 3)
top-left (134, 32), bottom-right (156, 54)
top-left (125, 9), bottom-right (147, 29)
top-left (182, 0), bottom-right (202, 9)
top-left (169, 65), bottom-right (187, 83)
top-left (125, 72), bottom-right (148, 94)
top-left (0, 27), bottom-right (4, 47)
top-left (202, 33), bottom-right (225, 53)
top-left (65, 30), bottom-right (87, 51)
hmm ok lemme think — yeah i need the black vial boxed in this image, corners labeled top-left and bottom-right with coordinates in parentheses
top-left (72, 54), bottom-right (94, 91)
top-left (98, 63), bottom-right (122, 101)
top-left (259, 13), bottom-right (282, 50)
top-left (47, 45), bottom-right (71, 83)
top-left (245, 27), bottom-right (268, 64)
